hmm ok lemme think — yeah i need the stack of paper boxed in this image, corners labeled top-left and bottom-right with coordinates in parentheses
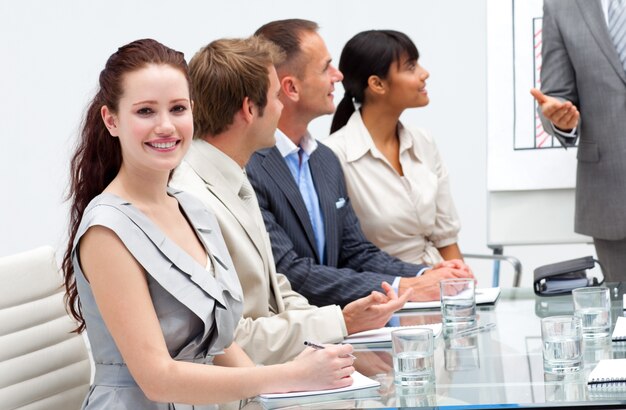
top-left (542, 276), bottom-right (588, 294)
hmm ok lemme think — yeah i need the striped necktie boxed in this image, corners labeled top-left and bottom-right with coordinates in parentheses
top-left (609, 0), bottom-right (626, 72)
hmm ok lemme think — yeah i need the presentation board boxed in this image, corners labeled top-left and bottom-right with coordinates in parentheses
top-left (486, 0), bottom-right (591, 246)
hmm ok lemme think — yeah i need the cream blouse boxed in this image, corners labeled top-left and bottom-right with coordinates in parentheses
top-left (324, 110), bottom-right (460, 265)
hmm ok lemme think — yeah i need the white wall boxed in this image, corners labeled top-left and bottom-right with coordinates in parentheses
top-left (0, 0), bottom-right (594, 287)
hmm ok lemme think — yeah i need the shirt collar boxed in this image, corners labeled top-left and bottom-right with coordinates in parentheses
top-left (344, 110), bottom-right (420, 163)
top-left (275, 128), bottom-right (318, 158)
top-left (397, 122), bottom-right (419, 161)
top-left (602, 0), bottom-right (610, 24)
top-left (344, 111), bottom-right (375, 162)
top-left (192, 139), bottom-right (247, 196)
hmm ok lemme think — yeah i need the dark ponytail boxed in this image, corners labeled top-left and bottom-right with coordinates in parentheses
top-left (62, 39), bottom-right (189, 332)
top-left (330, 91), bottom-right (356, 135)
top-left (330, 30), bottom-right (419, 134)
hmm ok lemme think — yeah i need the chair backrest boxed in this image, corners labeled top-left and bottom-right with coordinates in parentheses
top-left (0, 246), bottom-right (90, 410)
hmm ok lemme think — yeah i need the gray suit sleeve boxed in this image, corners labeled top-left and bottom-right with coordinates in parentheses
top-left (538, 0), bottom-right (580, 147)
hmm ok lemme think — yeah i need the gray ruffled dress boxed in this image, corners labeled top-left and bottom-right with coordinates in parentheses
top-left (72, 189), bottom-right (243, 409)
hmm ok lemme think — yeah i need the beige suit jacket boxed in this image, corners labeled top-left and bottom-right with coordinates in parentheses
top-left (170, 140), bottom-right (346, 364)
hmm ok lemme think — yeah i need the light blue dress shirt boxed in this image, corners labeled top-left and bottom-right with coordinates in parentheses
top-left (275, 130), bottom-right (326, 264)
top-left (275, 130), bottom-right (426, 301)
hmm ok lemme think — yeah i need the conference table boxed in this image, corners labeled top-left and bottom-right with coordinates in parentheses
top-left (245, 285), bottom-right (626, 409)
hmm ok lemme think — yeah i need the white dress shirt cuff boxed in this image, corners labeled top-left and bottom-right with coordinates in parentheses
top-left (391, 267), bottom-right (429, 294)
top-left (417, 267), bottom-right (429, 276)
top-left (392, 276), bottom-right (402, 294)
top-left (553, 124), bottom-right (577, 139)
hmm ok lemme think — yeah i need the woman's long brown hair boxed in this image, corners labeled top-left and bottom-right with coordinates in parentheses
top-left (62, 39), bottom-right (190, 332)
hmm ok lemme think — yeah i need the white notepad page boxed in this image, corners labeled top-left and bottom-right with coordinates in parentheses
top-left (344, 323), bottom-right (442, 345)
top-left (259, 371), bottom-right (380, 400)
top-left (400, 287), bottom-right (501, 311)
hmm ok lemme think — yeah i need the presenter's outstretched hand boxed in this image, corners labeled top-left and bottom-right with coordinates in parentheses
top-left (342, 281), bottom-right (413, 334)
top-left (530, 88), bottom-right (579, 132)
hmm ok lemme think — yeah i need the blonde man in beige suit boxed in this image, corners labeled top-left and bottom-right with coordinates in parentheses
top-left (170, 37), bottom-right (411, 364)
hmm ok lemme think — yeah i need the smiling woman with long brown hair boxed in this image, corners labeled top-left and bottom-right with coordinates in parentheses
top-left (62, 38), bottom-right (354, 409)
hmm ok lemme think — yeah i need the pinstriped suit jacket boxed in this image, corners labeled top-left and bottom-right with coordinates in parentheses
top-left (246, 143), bottom-right (427, 308)
top-left (540, 0), bottom-right (626, 239)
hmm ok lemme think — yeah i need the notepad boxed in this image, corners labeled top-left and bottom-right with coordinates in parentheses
top-left (587, 359), bottom-right (626, 389)
top-left (343, 323), bottom-right (442, 345)
top-left (399, 287), bottom-right (501, 311)
top-left (612, 316), bottom-right (626, 342)
top-left (259, 370), bottom-right (380, 400)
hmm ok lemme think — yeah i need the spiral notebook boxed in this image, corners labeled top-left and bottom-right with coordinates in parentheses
top-left (587, 359), bottom-right (626, 389)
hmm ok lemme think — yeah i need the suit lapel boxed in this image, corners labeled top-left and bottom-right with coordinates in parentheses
top-left (185, 145), bottom-right (270, 270)
top-left (576, 0), bottom-right (626, 85)
top-left (308, 150), bottom-right (338, 266)
top-left (261, 147), bottom-right (319, 258)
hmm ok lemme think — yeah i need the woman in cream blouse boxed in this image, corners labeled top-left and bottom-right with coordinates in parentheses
top-left (326, 30), bottom-right (462, 266)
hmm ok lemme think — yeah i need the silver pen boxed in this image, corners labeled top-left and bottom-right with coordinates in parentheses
top-left (450, 322), bottom-right (496, 338)
top-left (304, 340), bottom-right (356, 359)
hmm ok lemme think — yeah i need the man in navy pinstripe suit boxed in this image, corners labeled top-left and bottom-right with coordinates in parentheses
top-left (248, 19), bottom-right (473, 308)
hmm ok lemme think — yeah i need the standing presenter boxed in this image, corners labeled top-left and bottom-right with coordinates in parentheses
top-left (531, 0), bottom-right (626, 281)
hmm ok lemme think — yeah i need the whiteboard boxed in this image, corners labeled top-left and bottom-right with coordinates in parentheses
top-left (487, 0), bottom-right (577, 191)
top-left (486, 0), bottom-right (591, 246)
top-left (488, 189), bottom-right (591, 246)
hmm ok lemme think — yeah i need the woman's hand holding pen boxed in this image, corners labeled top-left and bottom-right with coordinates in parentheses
top-left (288, 343), bottom-right (355, 391)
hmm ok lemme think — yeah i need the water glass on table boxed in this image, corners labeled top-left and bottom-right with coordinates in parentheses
top-left (541, 315), bottom-right (583, 374)
top-left (444, 333), bottom-right (480, 371)
top-left (572, 287), bottom-right (611, 339)
top-left (395, 381), bottom-right (436, 407)
top-left (440, 278), bottom-right (476, 326)
top-left (582, 335), bottom-right (612, 367)
top-left (391, 328), bottom-right (435, 386)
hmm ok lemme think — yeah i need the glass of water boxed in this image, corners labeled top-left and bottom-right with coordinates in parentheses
top-left (391, 328), bottom-right (435, 386)
top-left (440, 278), bottom-right (476, 326)
top-left (572, 287), bottom-right (611, 339)
top-left (395, 382), bottom-right (436, 407)
top-left (541, 315), bottom-right (583, 374)
top-left (444, 332), bottom-right (480, 371)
